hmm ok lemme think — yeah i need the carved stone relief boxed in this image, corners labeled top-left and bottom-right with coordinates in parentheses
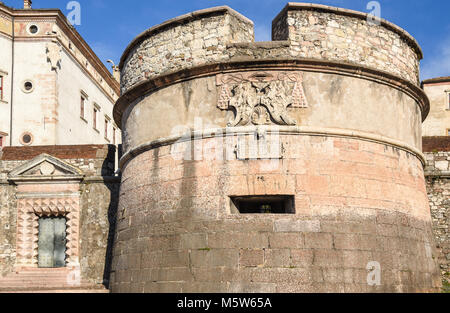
top-left (46, 41), bottom-right (62, 71)
top-left (216, 71), bottom-right (308, 127)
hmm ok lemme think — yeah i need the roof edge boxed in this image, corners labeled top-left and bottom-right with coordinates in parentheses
top-left (422, 76), bottom-right (450, 86)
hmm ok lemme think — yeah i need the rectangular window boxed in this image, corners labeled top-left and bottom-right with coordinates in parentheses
top-left (0, 136), bottom-right (3, 148)
top-left (447, 129), bottom-right (450, 136)
top-left (448, 93), bottom-right (450, 110)
top-left (0, 75), bottom-right (3, 101)
top-left (80, 95), bottom-right (86, 119)
top-left (93, 107), bottom-right (98, 130)
top-left (113, 127), bottom-right (116, 145)
top-left (104, 118), bottom-right (109, 140)
top-left (230, 195), bottom-right (295, 214)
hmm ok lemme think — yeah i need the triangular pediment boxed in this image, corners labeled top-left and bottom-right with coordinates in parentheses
top-left (8, 154), bottom-right (84, 182)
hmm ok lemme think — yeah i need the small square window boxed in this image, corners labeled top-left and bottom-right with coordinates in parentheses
top-left (230, 195), bottom-right (295, 214)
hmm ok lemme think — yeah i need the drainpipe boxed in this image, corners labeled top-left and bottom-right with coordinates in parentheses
top-left (9, 14), bottom-right (14, 146)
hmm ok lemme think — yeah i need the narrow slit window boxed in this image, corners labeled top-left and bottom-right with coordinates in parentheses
top-left (93, 107), bottom-right (98, 130)
top-left (0, 75), bottom-right (3, 100)
top-left (230, 196), bottom-right (295, 214)
top-left (80, 95), bottom-right (86, 119)
top-left (448, 93), bottom-right (450, 110)
top-left (113, 127), bottom-right (116, 145)
top-left (104, 118), bottom-right (109, 139)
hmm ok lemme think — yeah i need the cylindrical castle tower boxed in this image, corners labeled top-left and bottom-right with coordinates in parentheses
top-left (111, 4), bottom-right (441, 292)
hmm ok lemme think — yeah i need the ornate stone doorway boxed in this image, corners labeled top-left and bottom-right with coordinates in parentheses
top-left (8, 154), bottom-right (83, 272)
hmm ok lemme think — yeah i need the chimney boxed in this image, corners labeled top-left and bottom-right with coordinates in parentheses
top-left (107, 60), bottom-right (121, 84)
top-left (24, 0), bottom-right (32, 9)
top-left (112, 66), bottom-right (120, 83)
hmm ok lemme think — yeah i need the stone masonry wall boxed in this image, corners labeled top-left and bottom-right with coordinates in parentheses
top-left (111, 135), bottom-right (440, 293)
top-left (120, 7), bottom-right (254, 94)
top-left (424, 143), bottom-right (450, 284)
top-left (0, 145), bottom-right (120, 288)
top-left (0, 182), bottom-right (16, 277)
top-left (273, 5), bottom-right (421, 85)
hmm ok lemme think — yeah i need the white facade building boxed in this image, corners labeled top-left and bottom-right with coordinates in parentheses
top-left (0, 1), bottom-right (121, 148)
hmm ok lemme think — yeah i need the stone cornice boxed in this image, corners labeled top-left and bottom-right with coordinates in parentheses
top-left (425, 172), bottom-right (450, 179)
top-left (0, 3), bottom-right (120, 97)
top-left (113, 58), bottom-right (430, 127)
top-left (118, 126), bottom-right (426, 170)
top-left (118, 6), bottom-right (254, 69)
top-left (272, 2), bottom-right (423, 60)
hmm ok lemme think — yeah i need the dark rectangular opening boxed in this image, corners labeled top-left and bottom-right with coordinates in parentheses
top-left (230, 195), bottom-right (295, 214)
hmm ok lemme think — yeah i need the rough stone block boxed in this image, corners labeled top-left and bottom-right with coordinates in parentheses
top-left (269, 233), bottom-right (304, 249)
top-left (304, 233), bottom-right (333, 249)
top-left (274, 219), bottom-right (321, 233)
top-left (264, 249), bottom-right (291, 268)
top-left (240, 249), bottom-right (264, 267)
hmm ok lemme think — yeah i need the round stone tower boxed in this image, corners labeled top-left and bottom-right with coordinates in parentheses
top-left (111, 4), bottom-right (441, 292)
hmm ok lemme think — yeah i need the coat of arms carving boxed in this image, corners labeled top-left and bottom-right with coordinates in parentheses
top-left (216, 71), bottom-right (308, 127)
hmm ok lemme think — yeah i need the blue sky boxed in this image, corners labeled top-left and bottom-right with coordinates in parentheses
top-left (3, 0), bottom-right (449, 80)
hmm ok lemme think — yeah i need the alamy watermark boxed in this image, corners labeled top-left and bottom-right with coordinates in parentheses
top-left (367, 1), bottom-right (381, 26)
top-left (367, 261), bottom-right (382, 286)
top-left (67, 1), bottom-right (81, 26)
top-left (66, 265), bottom-right (81, 286)
top-left (168, 118), bottom-right (283, 172)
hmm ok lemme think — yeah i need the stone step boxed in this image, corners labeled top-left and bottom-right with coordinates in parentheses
top-left (0, 287), bottom-right (109, 293)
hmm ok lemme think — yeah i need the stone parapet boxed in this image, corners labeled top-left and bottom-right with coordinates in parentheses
top-left (272, 3), bottom-right (422, 86)
top-left (119, 3), bottom-right (423, 98)
top-left (119, 6), bottom-right (254, 94)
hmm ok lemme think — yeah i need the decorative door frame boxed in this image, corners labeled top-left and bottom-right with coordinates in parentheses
top-left (8, 154), bottom-right (84, 270)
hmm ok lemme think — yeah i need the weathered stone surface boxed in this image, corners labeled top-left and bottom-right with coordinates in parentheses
top-left (275, 8), bottom-right (421, 85)
top-left (424, 150), bottom-right (450, 285)
top-left (120, 4), bottom-right (422, 96)
top-left (110, 135), bottom-right (441, 293)
top-left (120, 7), bottom-right (254, 94)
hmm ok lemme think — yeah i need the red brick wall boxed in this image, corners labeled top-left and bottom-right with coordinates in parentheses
top-left (0, 145), bottom-right (114, 161)
top-left (423, 137), bottom-right (450, 153)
